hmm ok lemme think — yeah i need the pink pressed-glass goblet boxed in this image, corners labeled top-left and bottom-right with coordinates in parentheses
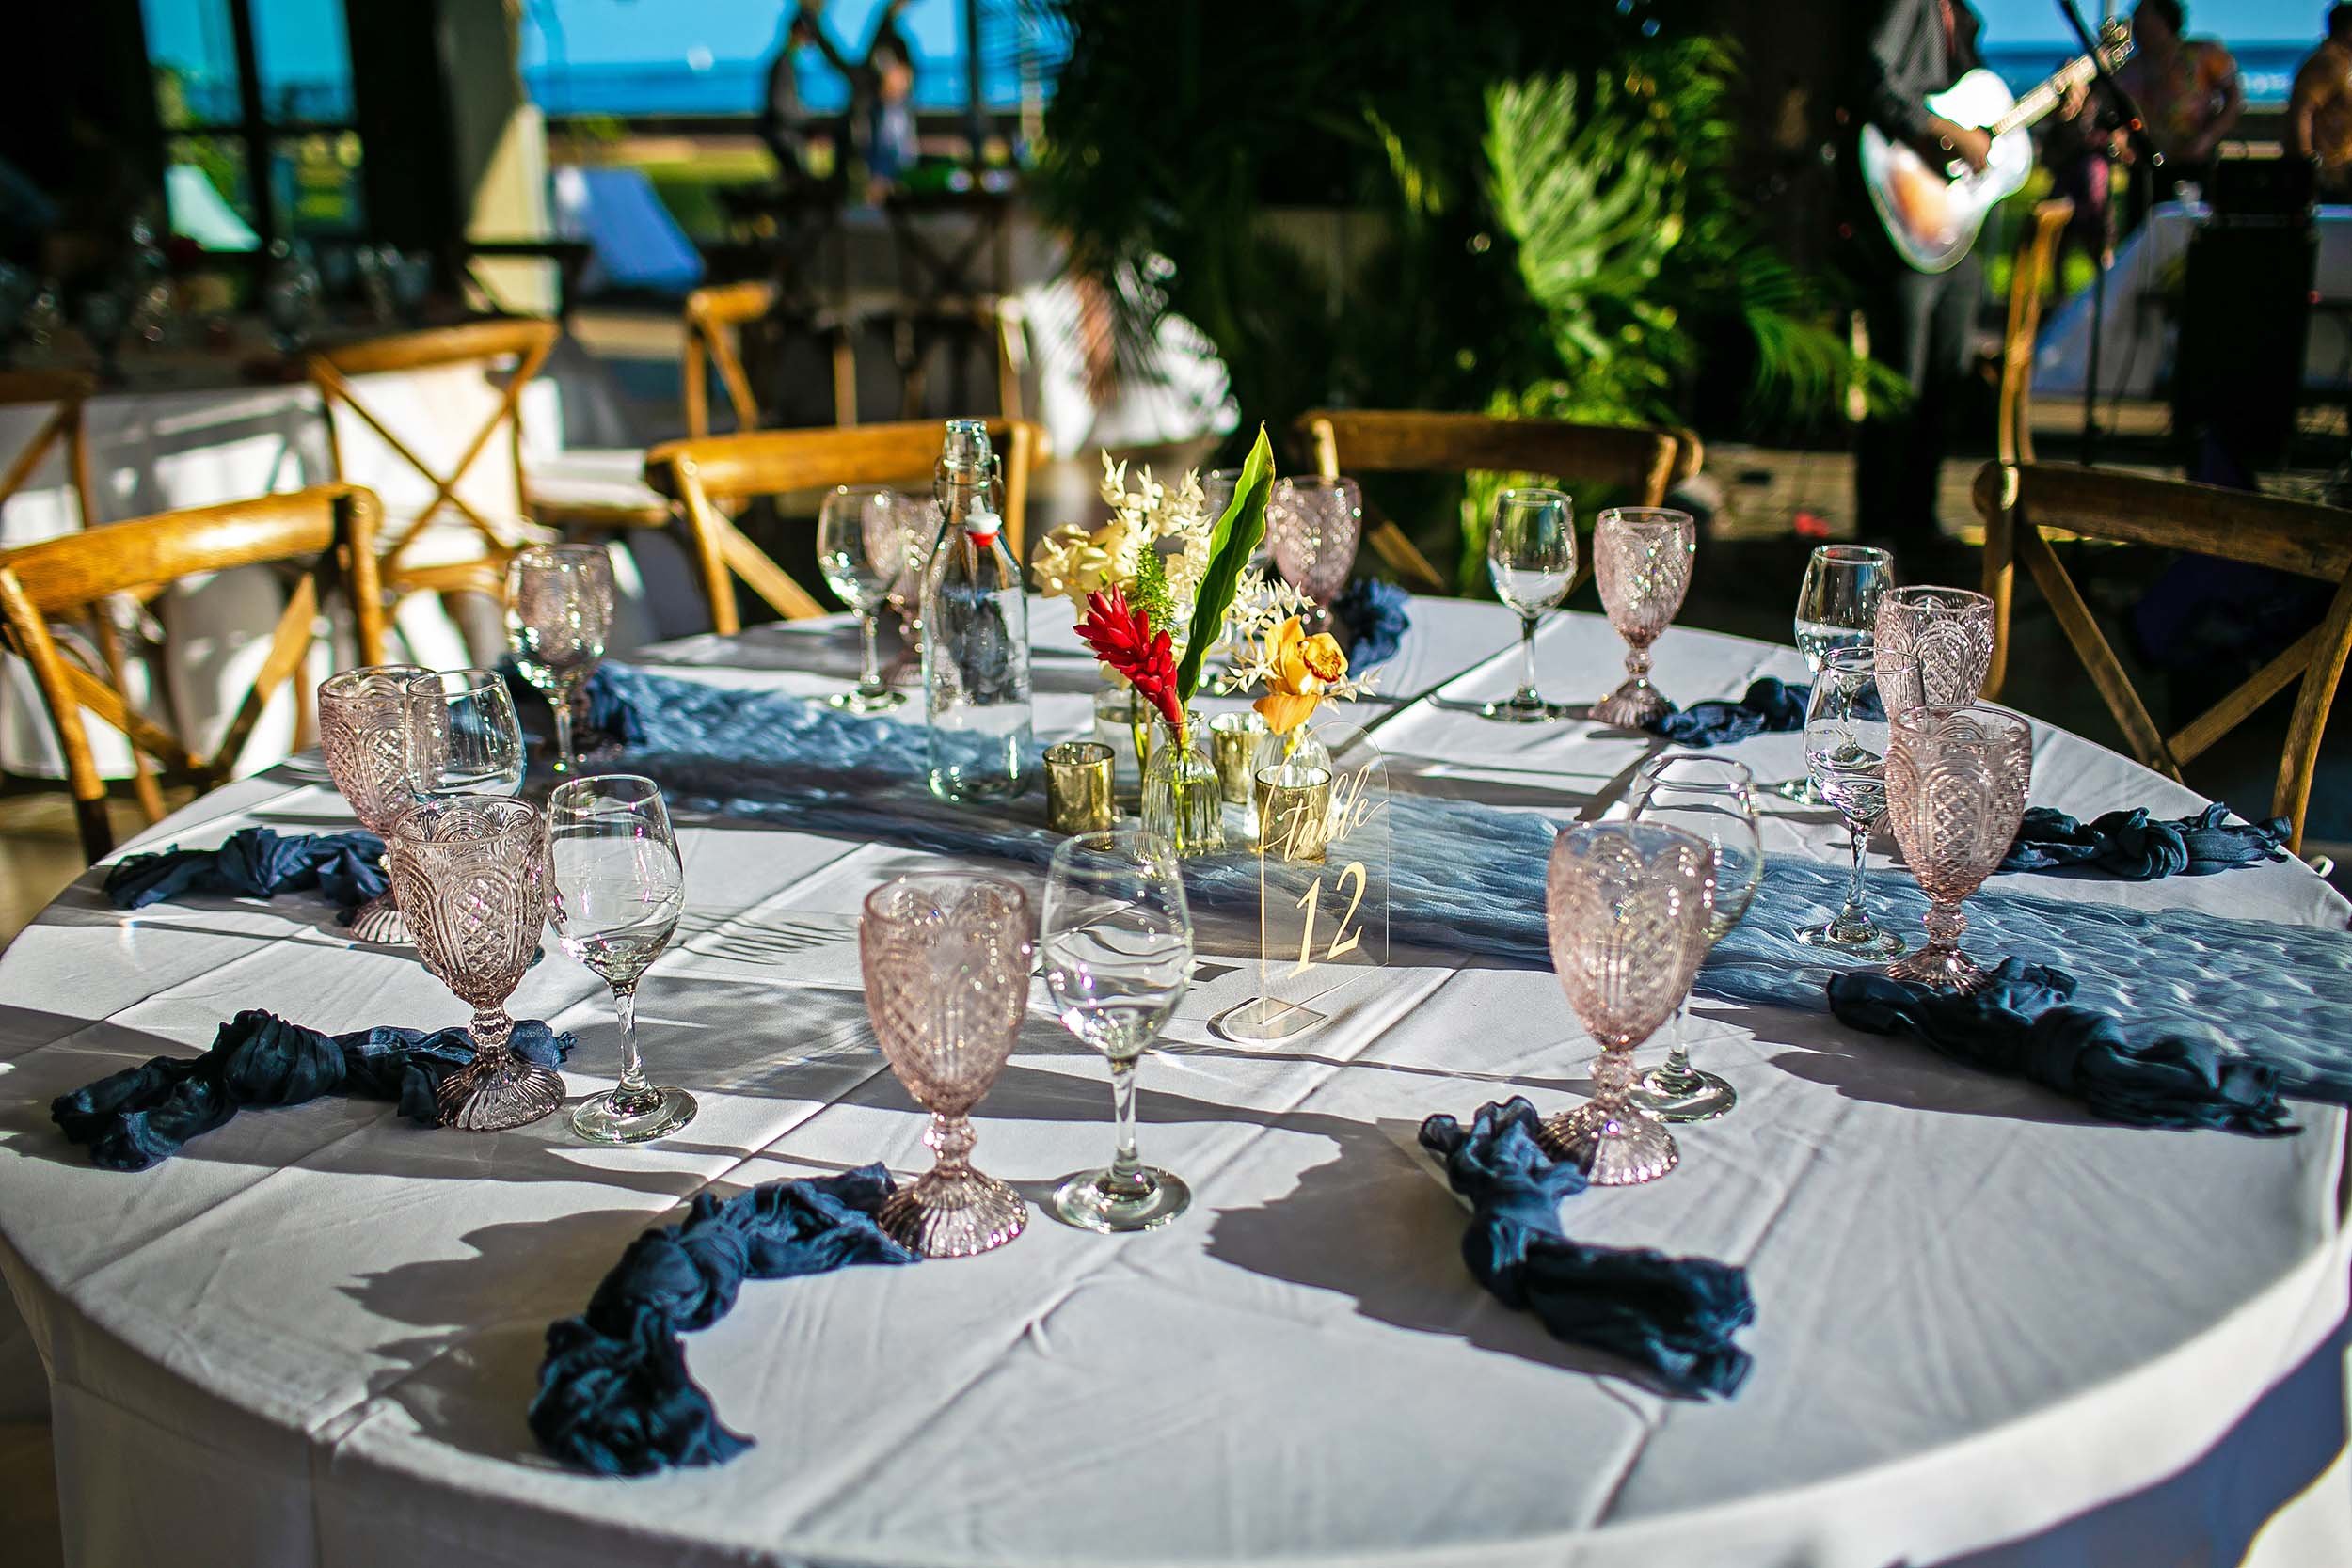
top-left (861, 871), bottom-right (1035, 1258)
top-left (1590, 507), bottom-right (1697, 728)
top-left (1538, 820), bottom-right (1715, 1186)
top-left (1874, 585), bottom-right (1994, 705)
top-left (386, 796), bottom-right (564, 1131)
top-left (1882, 704), bottom-right (2033, 993)
top-left (1266, 476), bottom-right (1362, 609)
top-left (319, 664), bottom-right (431, 943)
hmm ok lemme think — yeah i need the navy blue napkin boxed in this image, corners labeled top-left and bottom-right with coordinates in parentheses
top-left (530, 1165), bottom-right (919, 1475)
top-left (2001, 803), bottom-right (2291, 880)
top-left (1827, 960), bottom-right (2295, 1135)
top-left (1417, 1098), bottom-right (1756, 1397)
top-left (104, 827), bottom-right (386, 912)
top-left (1643, 677), bottom-right (1809, 747)
top-left (1331, 577), bottom-right (1409, 668)
top-left (50, 1010), bottom-right (577, 1171)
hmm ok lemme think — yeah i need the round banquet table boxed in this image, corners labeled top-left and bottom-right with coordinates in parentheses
top-left (1, 595), bottom-right (2348, 1568)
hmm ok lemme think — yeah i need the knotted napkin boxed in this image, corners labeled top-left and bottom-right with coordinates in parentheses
top-left (1643, 677), bottom-right (1809, 748)
top-left (1418, 1098), bottom-right (1756, 1397)
top-left (50, 1010), bottom-right (577, 1171)
top-left (530, 1165), bottom-right (919, 1475)
top-left (2001, 803), bottom-right (2291, 880)
top-left (1826, 960), bottom-right (2294, 1135)
top-left (103, 826), bottom-right (387, 912)
top-left (1331, 578), bottom-right (1410, 669)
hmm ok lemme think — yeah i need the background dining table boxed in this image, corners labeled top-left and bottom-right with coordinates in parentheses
top-left (0, 594), bottom-right (2345, 1568)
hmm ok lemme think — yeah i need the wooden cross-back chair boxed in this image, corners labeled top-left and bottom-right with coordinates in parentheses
top-left (1975, 460), bottom-right (2352, 853)
top-left (644, 420), bottom-right (1042, 635)
top-left (0, 371), bottom-right (167, 818)
top-left (0, 483), bottom-right (386, 862)
top-left (309, 318), bottom-right (557, 600)
top-left (683, 278), bottom-right (869, 436)
top-left (1997, 198), bottom-right (2074, 465)
top-left (1296, 409), bottom-right (1702, 594)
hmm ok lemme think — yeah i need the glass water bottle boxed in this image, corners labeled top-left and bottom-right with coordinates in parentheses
top-left (922, 421), bottom-right (1033, 801)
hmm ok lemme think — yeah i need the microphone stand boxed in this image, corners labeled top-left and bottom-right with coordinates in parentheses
top-left (2058, 0), bottom-right (2162, 467)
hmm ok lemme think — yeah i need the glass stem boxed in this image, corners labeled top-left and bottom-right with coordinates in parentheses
top-left (858, 611), bottom-right (883, 692)
top-left (1841, 822), bottom-right (1870, 923)
top-left (1102, 1053), bottom-right (1152, 1200)
top-left (549, 683), bottom-right (577, 775)
top-left (613, 982), bottom-right (648, 1095)
top-left (469, 1005), bottom-right (514, 1064)
top-left (1518, 614), bottom-right (1539, 699)
top-left (1660, 1003), bottom-right (1692, 1079)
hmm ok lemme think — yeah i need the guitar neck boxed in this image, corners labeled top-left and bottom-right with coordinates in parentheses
top-left (1991, 55), bottom-right (2097, 138)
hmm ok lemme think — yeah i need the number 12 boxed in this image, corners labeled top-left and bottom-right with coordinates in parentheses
top-left (1290, 862), bottom-right (1367, 976)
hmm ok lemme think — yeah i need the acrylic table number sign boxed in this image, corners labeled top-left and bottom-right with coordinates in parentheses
top-left (1213, 721), bottom-right (1390, 1043)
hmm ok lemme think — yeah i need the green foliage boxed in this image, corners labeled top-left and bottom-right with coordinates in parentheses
top-left (1131, 546), bottom-right (1176, 640)
top-left (1177, 425), bottom-right (1273, 707)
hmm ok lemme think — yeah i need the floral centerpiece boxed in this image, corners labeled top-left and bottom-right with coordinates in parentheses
top-left (1032, 452), bottom-right (1216, 620)
top-left (1073, 427), bottom-right (1275, 855)
top-left (1223, 569), bottom-right (1377, 744)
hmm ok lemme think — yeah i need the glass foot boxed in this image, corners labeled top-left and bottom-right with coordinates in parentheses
top-left (437, 1053), bottom-right (565, 1132)
top-left (1884, 942), bottom-right (1993, 994)
top-left (828, 686), bottom-right (906, 715)
top-left (1631, 1065), bottom-right (1737, 1124)
top-left (1476, 693), bottom-right (1573, 723)
top-left (1539, 1100), bottom-right (1678, 1185)
top-left (346, 891), bottom-right (409, 945)
top-left (1795, 914), bottom-right (1906, 958)
top-left (879, 1166), bottom-right (1027, 1258)
top-left (571, 1083), bottom-right (698, 1144)
top-left (1590, 677), bottom-right (1670, 729)
top-left (1050, 1165), bottom-right (1192, 1233)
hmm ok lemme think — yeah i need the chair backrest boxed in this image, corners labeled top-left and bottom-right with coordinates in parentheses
top-left (0, 370), bottom-right (97, 528)
top-left (1296, 409), bottom-right (1700, 594)
top-left (644, 419), bottom-right (1044, 635)
top-left (682, 280), bottom-right (779, 439)
top-left (1975, 459), bottom-right (2352, 853)
top-left (1997, 198), bottom-right (2074, 466)
top-left (309, 318), bottom-right (558, 574)
top-left (0, 483), bottom-right (387, 862)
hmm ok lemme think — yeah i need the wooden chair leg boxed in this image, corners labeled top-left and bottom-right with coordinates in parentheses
top-left (90, 607), bottom-right (166, 821)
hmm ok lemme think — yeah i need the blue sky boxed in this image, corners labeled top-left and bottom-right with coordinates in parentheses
top-left (1977, 0), bottom-right (2328, 41)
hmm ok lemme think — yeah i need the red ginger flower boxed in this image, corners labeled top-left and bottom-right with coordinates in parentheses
top-left (1075, 585), bottom-right (1184, 735)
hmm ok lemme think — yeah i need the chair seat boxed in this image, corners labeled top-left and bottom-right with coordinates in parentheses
top-left (525, 448), bottom-right (670, 518)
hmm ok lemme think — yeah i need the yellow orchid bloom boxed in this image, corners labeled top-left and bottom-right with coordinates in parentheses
top-left (1251, 615), bottom-right (1349, 736)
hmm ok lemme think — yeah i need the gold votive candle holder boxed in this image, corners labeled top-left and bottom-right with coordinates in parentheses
top-left (1044, 741), bottom-right (1116, 834)
top-left (1210, 711), bottom-right (1271, 803)
top-left (1255, 761), bottom-right (1333, 863)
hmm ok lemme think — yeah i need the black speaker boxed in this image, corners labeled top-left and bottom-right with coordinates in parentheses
top-left (2172, 222), bottom-right (2316, 471)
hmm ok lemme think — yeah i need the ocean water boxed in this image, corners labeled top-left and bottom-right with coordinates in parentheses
top-left (1982, 40), bottom-right (2310, 107)
top-left (523, 55), bottom-right (1054, 119)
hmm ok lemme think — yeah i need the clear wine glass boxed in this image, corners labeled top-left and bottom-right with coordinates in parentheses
top-left (1589, 507), bottom-right (1696, 728)
top-left (1626, 754), bottom-right (1762, 1123)
top-left (1794, 647), bottom-right (1922, 956)
top-left (1266, 475), bottom-right (1361, 611)
top-left (1539, 821), bottom-right (1715, 1185)
top-left (817, 483), bottom-right (912, 714)
top-left (1766, 544), bottom-right (1897, 802)
top-left (1883, 704), bottom-right (2034, 992)
top-left (882, 492), bottom-right (941, 662)
top-left (318, 663), bottom-right (432, 943)
top-left (860, 871), bottom-right (1034, 1258)
top-left (1041, 829), bottom-right (1196, 1233)
top-left (405, 669), bottom-right (525, 800)
top-left (386, 796), bottom-right (563, 1132)
top-left (505, 544), bottom-right (614, 779)
top-left (1480, 486), bottom-right (1576, 722)
top-left (547, 774), bottom-right (698, 1143)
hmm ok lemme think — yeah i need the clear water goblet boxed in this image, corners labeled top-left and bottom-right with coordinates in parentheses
top-left (1266, 475), bottom-right (1362, 611)
top-left (1875, 585), bottom-right (1994, 705)
top-left (1590, 507), bottom-right (1696, 728)
top-left (1480, 486), bottom-right (1576, 722)
top-left (386, 796), bottom-right (563, 1132)
top-left (318, 664), bottom-right (432, 943)
top-left (504, 544), bottom-right (614, 779)
top-left (1794, 648), bottom-right (1923, 957)
top-left (882, 492), bottom-right (940, 663)
top-left (1627, 754), bottom-right (1762, 1123)
top-left (1766, 543), bottom-right (1897, 801)
top-left (1539, 820), bottom-right (1715, 1185)
top-left (1041, 829), bottom-right (1195, 1233)
top-left (1883, 704), bottom-right (2034, 992)
top-left (405, 669), bottom-right (525, 800)
top-left (817, 483), bottom-right (913, 714)
top-left (860, 871), bottom-right (1034, 1258)
top-left (547, 774), bottom-right (697, 1143)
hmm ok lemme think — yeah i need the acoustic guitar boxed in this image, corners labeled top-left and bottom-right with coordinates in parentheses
top-left (1860, 19), bottom-right (2134, 274)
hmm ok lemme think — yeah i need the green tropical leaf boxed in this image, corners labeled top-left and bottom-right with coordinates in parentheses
top-left (1177, 423), bottom-right (1273, 707)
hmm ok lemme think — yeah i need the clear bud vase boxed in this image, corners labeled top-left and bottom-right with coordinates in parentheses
top-left (1140, 709), bottom-right (1225, 856)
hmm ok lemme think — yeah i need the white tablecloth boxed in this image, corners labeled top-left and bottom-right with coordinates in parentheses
top-left (0, 598), bottom-right (2347, 1568)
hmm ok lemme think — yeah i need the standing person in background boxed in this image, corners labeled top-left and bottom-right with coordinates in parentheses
top-left (2289, 5), bottom-right (2352, 193)
top-left (1841, 0), bottom-right (1988, 559)
top-left (2114, 0), bottom-right (2243, 224)
top-left (760, 5), bottom-right (826, 182)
